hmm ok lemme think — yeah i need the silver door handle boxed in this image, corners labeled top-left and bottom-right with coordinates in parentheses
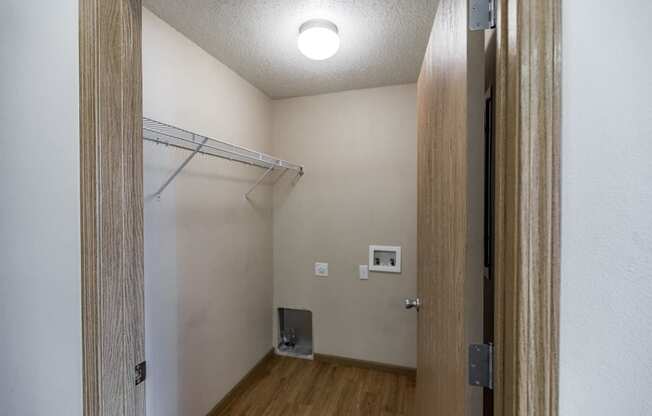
top-left (405, 298), bottom-right (420, 311)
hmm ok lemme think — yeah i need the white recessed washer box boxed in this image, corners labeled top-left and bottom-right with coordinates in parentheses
top-left (369, 245), bottom-right (401, 273)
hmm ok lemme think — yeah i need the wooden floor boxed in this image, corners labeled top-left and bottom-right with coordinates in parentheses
top-left (214, 355), bottom-right (415, 416)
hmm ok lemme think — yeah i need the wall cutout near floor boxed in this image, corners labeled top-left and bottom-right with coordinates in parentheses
top-left (277, 308), bottom-right (313, 358)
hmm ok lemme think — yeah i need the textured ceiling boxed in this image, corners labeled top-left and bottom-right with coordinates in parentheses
top-left (143, 0), bottom-right (439, 98)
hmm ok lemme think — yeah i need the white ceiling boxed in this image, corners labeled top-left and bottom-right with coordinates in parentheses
top-left (143, 0), bottom-right (438, 98)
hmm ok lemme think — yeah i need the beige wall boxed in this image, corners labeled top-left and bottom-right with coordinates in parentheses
top-left (272, 85), bottom-right (418, 367)
top-left (143, 8), bottom-right (273, 416)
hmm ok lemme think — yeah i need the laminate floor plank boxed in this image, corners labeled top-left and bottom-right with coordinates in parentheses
top-left (213, 355), bottom-right (415, 416)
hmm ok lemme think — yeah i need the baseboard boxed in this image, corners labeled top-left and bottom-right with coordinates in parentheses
top-left (314, 353), bottom-right (416, 379)
top-left (206, 349), bottom-right (275, 416)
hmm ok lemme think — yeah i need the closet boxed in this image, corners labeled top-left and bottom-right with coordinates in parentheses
top-left (141, 4), bottom-right (419, 416)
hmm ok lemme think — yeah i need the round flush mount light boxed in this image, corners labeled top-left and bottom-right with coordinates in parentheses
top-left (297, 19), bottom-right (340, 61)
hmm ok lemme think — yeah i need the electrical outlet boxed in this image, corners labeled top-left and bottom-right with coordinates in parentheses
top-left (315, 262), bottom-right (328, 277)
top-left (359, 265), bottom-right (369, 280)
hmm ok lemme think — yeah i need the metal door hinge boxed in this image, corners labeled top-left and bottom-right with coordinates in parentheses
top-left (135, 361), bottom-right (146, 386)
top-left (470, 0), bottom-right (496, 31)
top-left (469, 344), bottom-right (493, 389)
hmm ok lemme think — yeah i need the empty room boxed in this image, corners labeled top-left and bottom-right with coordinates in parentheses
top-left (2, 1), bottom-right (651, 416)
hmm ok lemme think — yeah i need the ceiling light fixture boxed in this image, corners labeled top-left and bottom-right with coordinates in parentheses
top-left (297, 19), bottom-right (340, 61)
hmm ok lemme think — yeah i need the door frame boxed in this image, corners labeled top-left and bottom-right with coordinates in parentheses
top-left (77, 0), bottom-right (560, 414)
top-left (493, 0), bottom-right (561, 415)
top-left (79, 0), bottom-right (145, 415)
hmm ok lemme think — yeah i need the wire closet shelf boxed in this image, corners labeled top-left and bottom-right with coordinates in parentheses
top-left (143, 117), bottom-right (304, 198)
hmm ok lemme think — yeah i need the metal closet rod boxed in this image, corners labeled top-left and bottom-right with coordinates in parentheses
top-left (142, 117), bottom-right (304, 199)
top-left (143, 132), bottom-right (278, 169)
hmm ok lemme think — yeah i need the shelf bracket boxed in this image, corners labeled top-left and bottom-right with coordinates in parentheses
top-left (155, 136), bottom-right (208, 199)
top-left (244, 166), bottom-right (275, 199)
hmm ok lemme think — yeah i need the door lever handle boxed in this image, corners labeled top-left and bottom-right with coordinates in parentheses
top-left (405, 298), bottom-right (421, 311)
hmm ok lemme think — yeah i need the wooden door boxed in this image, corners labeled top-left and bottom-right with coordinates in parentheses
top-left (416, 0), bottom-right (485, 414)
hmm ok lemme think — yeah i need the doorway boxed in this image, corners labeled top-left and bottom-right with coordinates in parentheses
top-left (413, 0), bottom-right (560, 415)
top-left (78, 1), bottom-right (561, 415)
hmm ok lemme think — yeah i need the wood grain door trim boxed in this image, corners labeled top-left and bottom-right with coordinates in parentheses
top-left (80, 1), bottom-right (145, 415)
top-left (493, 0), bottom-right (561, 415)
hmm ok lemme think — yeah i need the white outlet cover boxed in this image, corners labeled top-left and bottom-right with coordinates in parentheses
top-left (315, 262), bottom-right (329, 277)
top-left (359, 265), bottom-right (369, 280)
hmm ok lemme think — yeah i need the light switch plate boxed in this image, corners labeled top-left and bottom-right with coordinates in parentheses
top-left (359, 265), bottom-right (369, 280)
top-left (315, 262), bottom-right (329, 277)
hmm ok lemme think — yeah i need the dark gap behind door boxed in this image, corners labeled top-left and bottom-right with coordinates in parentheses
top-left (482, 91), bottom-right (495, 416)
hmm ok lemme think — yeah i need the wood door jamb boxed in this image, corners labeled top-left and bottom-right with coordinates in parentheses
top-left (79, 1), bottom-right (145, 415)
top-left (493, 0), bottom-right (561, 415)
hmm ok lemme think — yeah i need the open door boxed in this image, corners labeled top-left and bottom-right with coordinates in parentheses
top-left (415, 0), bottom-right (486, 414)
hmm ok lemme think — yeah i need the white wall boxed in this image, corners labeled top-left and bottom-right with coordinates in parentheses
top-left (0, 2), bottom-right (82, 415)
top-left (272, 85), bottom-right (418, 367)
top-left (560, 1), bottom-right (652, 414)
top-left (143, 8), bottom-right (274, 416)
